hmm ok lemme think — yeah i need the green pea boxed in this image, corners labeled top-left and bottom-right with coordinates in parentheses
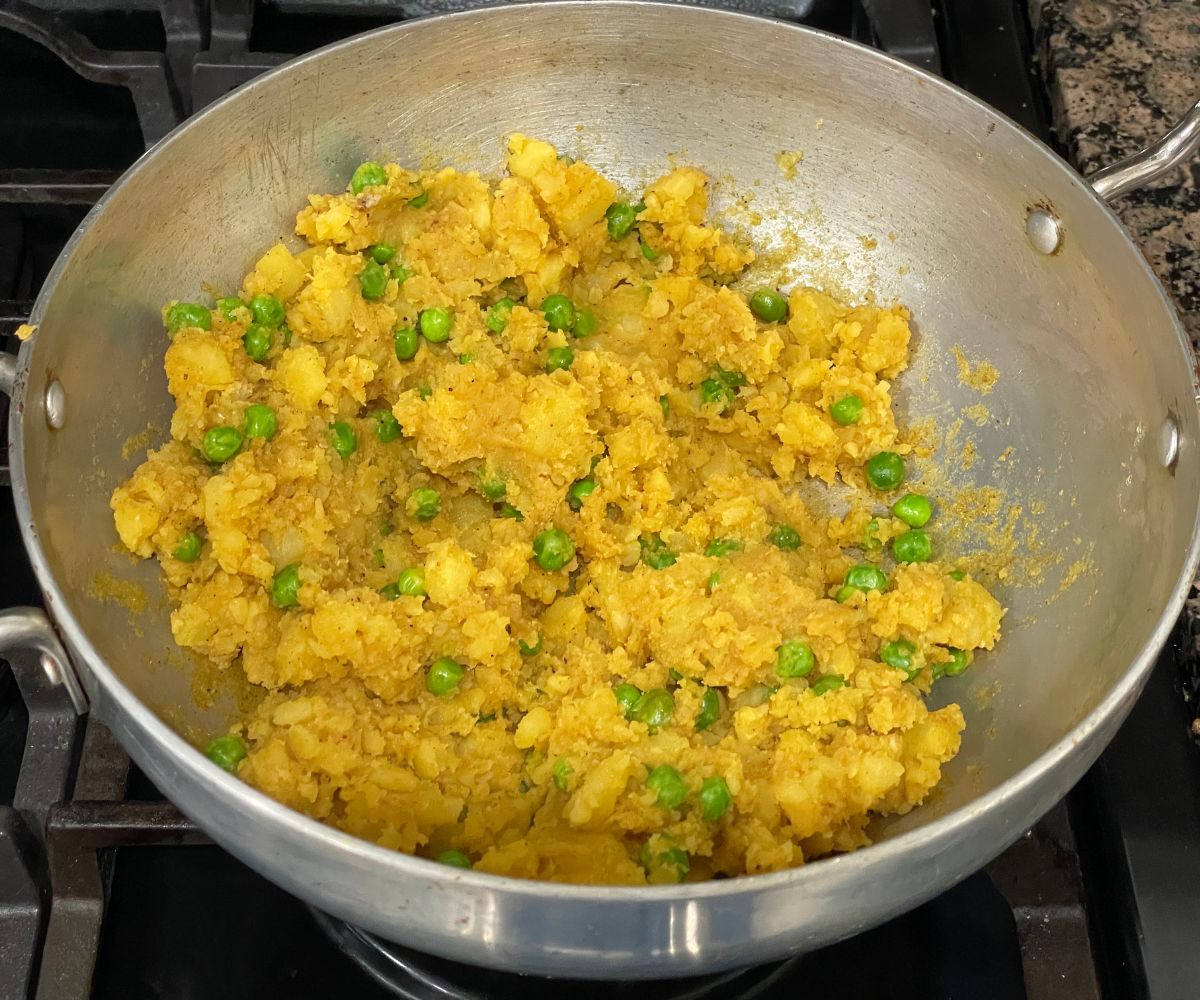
top-left (880, 639), bottom-right (917, 672)
top-left (605, 202), bottom-right (637, 240)
top-left (242, 404), bottom-right (277, 440)
top-left (407, 487), bottom-right (441, 521)
top-left (271, 564), bottom-right (301, 609)
top-left (862, 517), bottom-right (883, 552)
top-left (552, 758), bottom-right (573, 792)
top-left (695, 688), bottom-right (721, 731)
top-left (368, 243), bottom-right (397, 265)
top-left (205, 734), bottom-right (246, 773)
top-left (949, 569), bottom-right (966, 581)
top-left (776, 640), bottom-right (815, 679)
top-left (749, 288), bottom-right (788, 323)
top-left (532, 527), bottom-right (575, 571)
top-left (704, 538), bottom-right (743, 557)
top-left (545, 347), bottom-right (574, 373)
top-left (437, 849), bottom-right (472, 869)
top-left (659, 394), bottom-right (670, 419)
top-left (379, 582), bottom-right (402, 601)
top-left (396, 567), bottom-right (426, 598)
top-left (479, 475), bottom-right (507, 501)
top-left (409, 189), bottom-right (429, 208)
top-left (892, 493), bottom-right (932, 528)
top-left (541, 294), bottom-right (575, 332)
top-left (166, 300), bottom-right (213, 336)
top-left (486, 297), bottom-right (515, 334)
top-left (766, 525), bottom-right (801, 551)
top-left (655, 848), bottom-right (689, 881)
top-left (498, 503), bottom-right (524, 522)
top-left (394, 326), bottom-right (419, 361)
top-left (248, 294), bottom-right (285, 328)
top-left (243, 323), bottom-right (273, 362)
top-left (165, 302), bottom-right (211, 333)
top-left (328, 421), bottom-right (357, 459)
top-left (641, 241), bottom-right (661, 262)
top-left (646, 764), bottom-right (687, 808)
top-left (568, 478), bottom-right (596, 510)
top-left (426, 656), bottom-right (465, 696)
top-left (811, 675), bottom-right (845, 695)
top-left (391, 264), bottom-right (414, 284)
top-left (830, 394), bottom-right (864, 425)
top-left (358, 259), bottom-right (389, 301)
top-left (174, 530), bottom-right (202, 563)
top-left (364, 409), bottom-right (400, 444)
top-left (698, 377), bottom-right (736, 414)
top-left (843, 563), bottom-right (888, 594)
top-left (892, 529), bottom-right (932, 564)
top-left (835, 585), bottom-right (857, 603)
top-left (202, 426), bottom-right (244, 463)
top-left (419, 307), bottom-right (453, 343)
top-left (699, 776), bottom-right (732, 821)
top-left (572, 309), bottom-right (598, 338)
top-left (865, 451), bottom-right (906, 491)
top-left (641, 843), bottom-right (689, 884)
top-left (350, 161), bottom-right (388, 194)
top-left (614, 683), bottom-right (642, 718)
top-left (217, 297), bottom-right (246, 321)
top-left (518, 634), bottom-right (542, 657)
top-left (639, 533), bottom-right (677, 570)
top-left (942, 647), bottom-right (972, 677)
top-left (714, 367), bottom-right (747, 390)
top-left (630, 688), bottom-right (675, 729)
top-left (703, 370), bottom-right (745, 414)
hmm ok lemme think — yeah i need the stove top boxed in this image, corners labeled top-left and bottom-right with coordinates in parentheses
top-left (2, 3), bottom-right (1198, 999)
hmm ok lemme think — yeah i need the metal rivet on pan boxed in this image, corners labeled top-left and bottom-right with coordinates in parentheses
top-left (1158, 416), bottom-right (1180, 470)
top-left (1026, 209), bottom-right (1063, 255)
top-left (39, 653), bottom-right (63, 687)
top-left (44, 379), bottom-right (65, 429)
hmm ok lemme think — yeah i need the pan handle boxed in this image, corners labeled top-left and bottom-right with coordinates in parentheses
top-left (1090, 98), bottom-right (1200, 202)
top-left (0, 607), bottom-right (89, 715)
top-left (0, 352), bottom-right (14, 396)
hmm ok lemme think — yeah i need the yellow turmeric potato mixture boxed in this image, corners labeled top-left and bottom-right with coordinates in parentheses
top-left (111, 135), bottom-right (1004, 884)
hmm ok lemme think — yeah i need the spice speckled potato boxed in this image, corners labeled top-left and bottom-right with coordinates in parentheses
top-left (111, 134), bottom-right (1004, 884)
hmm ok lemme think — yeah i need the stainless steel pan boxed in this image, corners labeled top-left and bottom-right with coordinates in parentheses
top-left (3, 1), bottom-right (1200, 978)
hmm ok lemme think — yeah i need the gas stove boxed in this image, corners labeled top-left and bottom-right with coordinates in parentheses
top-left (2, 2), bottom-right (1199, 999)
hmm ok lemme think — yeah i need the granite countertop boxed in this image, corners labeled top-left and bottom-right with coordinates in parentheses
top-left (1030, 0), bottom-right (1199, 346)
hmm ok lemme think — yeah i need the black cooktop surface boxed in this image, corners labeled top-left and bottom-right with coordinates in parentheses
top-left (2, 3), bottom-right (1198, 999)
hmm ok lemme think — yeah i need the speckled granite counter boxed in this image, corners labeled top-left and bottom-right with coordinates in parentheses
top-left (1030, 0), bottom-right (1198, 344)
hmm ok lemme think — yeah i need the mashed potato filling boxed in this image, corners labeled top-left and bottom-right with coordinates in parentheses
top-left (111, 135), bottom-right (1003, 884)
